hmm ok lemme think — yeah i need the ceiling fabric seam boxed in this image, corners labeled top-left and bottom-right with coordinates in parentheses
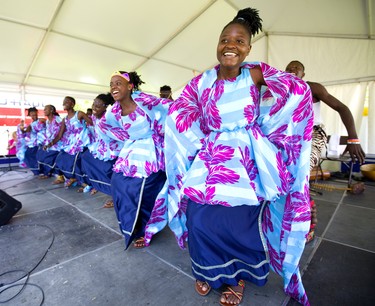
top-left (22, 0), bottom-right (67, 86)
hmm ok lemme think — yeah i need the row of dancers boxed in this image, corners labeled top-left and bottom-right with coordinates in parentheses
top-left (13, 7), bottom-right (314, 305)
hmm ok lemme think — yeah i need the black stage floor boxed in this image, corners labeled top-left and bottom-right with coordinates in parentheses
top-left (0, 169), bottom-right (374, 305)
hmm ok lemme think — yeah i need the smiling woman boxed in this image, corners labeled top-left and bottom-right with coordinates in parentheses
top-left (98, 70), bottom-right (173, 250)
top-left (164, 7), bottom-right (313, 306)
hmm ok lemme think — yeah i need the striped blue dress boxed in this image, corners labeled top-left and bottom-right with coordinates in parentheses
top-left (55, 112), bottom-right (90, 179)
top-left (81, 114), bottom-right (123, 195)
top-left (37, 115), bottom-right (63, 176)
top-left (165, 62), bottom-right (313, 305)
top-left (24, 119), bottom-right (46, 175)
top-left (98, 93), bottom-right (172, 248)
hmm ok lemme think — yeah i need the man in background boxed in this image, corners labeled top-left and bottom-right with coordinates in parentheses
top-left (159, 85), bottom-right (173, 100)
top-left (285, 60), bottom-right (366, 243)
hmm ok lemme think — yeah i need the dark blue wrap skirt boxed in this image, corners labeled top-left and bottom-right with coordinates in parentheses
top-left (55, 150), bottom-right (84, 180)
top-left (111, 170), bottom-right (166, 249)
top-left (81, 150), bottom-right (115, 195)
top-left (186, 200), bottom-right (270, 289)
top-left (24, 146), bottom-right (40, 175)
top-left (36, 148), bottom-right (60, 176)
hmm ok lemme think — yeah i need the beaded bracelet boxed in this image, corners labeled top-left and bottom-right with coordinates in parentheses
top-left (347, 138), bottom-right (360, 144)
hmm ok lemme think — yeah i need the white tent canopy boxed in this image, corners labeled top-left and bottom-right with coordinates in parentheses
top-left (1, 0), bottom-right (375, 151)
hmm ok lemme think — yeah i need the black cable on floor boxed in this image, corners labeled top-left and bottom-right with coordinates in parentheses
top-left (0, 224), bottom-right (55, 305)
top-left (3, 185), bottom-right (66, 197)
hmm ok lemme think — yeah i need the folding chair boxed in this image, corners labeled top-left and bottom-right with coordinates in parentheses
top-left (315, 135), bottom-right (355, 187)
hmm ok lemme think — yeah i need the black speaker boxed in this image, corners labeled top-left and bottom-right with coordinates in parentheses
top-left (0, 189), bottom-right (22, 226)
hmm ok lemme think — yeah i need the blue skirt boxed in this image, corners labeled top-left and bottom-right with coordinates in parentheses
top-left (24, 146), bottom-right (40, 175)
top-left (73, 149), bottom-right (90, 185)
top-left (186, 200), bottom-right (269, 289)
top-left (81, 150), bottom-right (115, 195)
top-left (36, 148), bottom-right (60, 176)
top-left (55, 150), bottom-right (81, 180)
top-left (111, 170), bottom-right (166, 249)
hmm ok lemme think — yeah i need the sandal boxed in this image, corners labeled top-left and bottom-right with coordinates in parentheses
top-left (77, 185), bottom-right (92, 193)
top-left (306, 227), bottom-right (315, 243)
top-left (52, 175), bottom-right (65, 185)
top-left (195, 280), bottom-right (211, 296)
top-left (64, 178), bottom-right (77, 188)
top-left (83, 185), bottom-right (92, 193)
top-left (90, 188), bottom-right (98, 195)
top-left (103, 199), bottom-right (114, 208)
top-left (220, 280), bottom-right (245, 306)
top-left (133, 237), bottom-right (146, 249)
top-left (39, 174), bottom-right (50, 179)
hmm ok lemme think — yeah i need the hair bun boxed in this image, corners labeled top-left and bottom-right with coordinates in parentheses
top-left (233, 7), bottom-right (263, 36)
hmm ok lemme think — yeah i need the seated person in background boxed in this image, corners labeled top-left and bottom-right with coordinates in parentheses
top-left (159, 85), bottom-right (173, 100)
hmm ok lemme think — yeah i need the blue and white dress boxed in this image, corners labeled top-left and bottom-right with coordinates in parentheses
top-left (81, 114), bottom-right (123, 195)
top-left (24, 119), bottom-right (46, 175)
top-left (164, 62), bottom-right (313, 305)
top-left (37, 115), bottom-right (63, 176)
top-left (98, 92), bottom-right (171, 248)
top-left (55, 112), bottom-right (90, 179)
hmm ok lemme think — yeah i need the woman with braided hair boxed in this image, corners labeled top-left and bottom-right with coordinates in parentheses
top-left (37, 104), bottom-right (63, 179)
top-left (99, 71), bottom-right (172, 249)
top-left (49, 96), bottom-right (93, 186)
top-left (165, 7), bottom-right (313, 306)
top-left (80, 93), bottom-right (121, 207)
top-left (20, 107), bottom-right (46, 176)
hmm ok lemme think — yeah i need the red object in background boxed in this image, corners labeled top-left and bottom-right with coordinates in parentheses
top-left (0, 107), bottom-right (22, 126)
top-left (0, 108), bottom-right (21, 116)
top-left (0, 107), bottom-right (63, 126)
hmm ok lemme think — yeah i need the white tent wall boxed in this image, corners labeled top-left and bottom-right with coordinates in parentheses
top-left (267, 36), bottom-right (375, 83)
top-left (322, 82), bottom-right (368, 149)
top-left (246, 34), bottom-right (269, 63)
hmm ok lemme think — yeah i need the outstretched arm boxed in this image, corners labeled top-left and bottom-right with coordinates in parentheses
top-left (45, 118), bottom-right (66, 150)
top-left (308, 81), bottom-right (365, 164)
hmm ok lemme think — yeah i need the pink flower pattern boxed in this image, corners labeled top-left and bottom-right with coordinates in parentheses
top-left (26, 119), bottom-right (46, 147)
top-left (61, 112), bottom-right (90, 155)
top-left (45, 116), bottom-right (62, 150)
top-left (166, 62), bottom-right (313, 305)
top-left (99, 93), bottom-right (171, 250)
